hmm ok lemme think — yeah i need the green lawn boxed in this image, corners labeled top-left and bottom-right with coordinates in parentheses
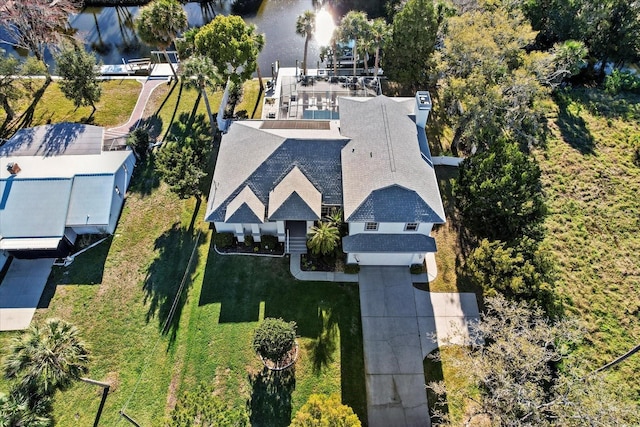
top-left (0, 77), bottom-right (364, 426)
top-left (536, 88), bottom-right (640, 399)
top-left (1, 79), bottom-right (141, 133)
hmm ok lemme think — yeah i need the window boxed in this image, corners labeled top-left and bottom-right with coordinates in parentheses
top-left (365, 222), bottom-right (378, 231)
top-left (405, 222), bottom-right (419, 231)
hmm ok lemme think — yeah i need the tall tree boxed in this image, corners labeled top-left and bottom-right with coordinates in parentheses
top-left (339, 11), bottom-right (369, 77)
top-left (365, 18), bottom-right (390, 79)
top-left (437, 6), bottom-right (551, 152)
top-left (429, 296), bottom-right (640, 426)
top-left (155, 113), bottom-right (212, 200)
top-left (385, 0), bottom-right (439, 90)
top-left (296, 10), bottom-right (316, 76)
top-left (194, 15), bottom-right (265, 85)
top-left (0, 390), bottom-right (52, 427)
top-left (454, 139), bottom-right (546, 243)
top-left (0, 0), bottom-right (80, 73)
top-left (55, 43), bottom-right (102, 116)
top-left (181, 55), bottom-right (222, 134)
top-left (4, 318), bottom-right (89, 397)
top-left (135, 0), bottom-right (187, 80)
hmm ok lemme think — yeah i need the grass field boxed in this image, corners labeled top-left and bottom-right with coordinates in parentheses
top-left (0, 78), bottom-right (365, 426)
top-left (0, 79), bottom-right (141, 133)
top-left (536, 88), bottom-right (640, 399)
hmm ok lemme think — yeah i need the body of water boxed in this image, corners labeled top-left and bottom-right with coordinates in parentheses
top-left (0, 0), bottom-right (325, 77)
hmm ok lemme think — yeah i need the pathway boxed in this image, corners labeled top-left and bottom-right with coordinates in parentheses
top-left (0, 259), bottom-right (55, 331)
top-left (104, 77), bottom-right (168, 141)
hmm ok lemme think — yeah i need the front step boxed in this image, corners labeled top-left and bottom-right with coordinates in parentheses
top-left (287, 237), bottom-right (307, 254)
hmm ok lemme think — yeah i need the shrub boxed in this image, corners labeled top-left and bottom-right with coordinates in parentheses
top-left (604, 70), bottom-right (640, 95)
top-left (126, 128), bottom-right (150, 161)
top-left (244, 235), bottom-right (253, 247)
top-left (214, 232), bottom-right (234, 249)
top-left (260, 235), bottom-right (279, 251)
top-left (410, 263), bottom-right (425, 274)
top-left (344, 264), bottom-right (360, 274)
top-left (253, 318), bottom-right (297, 364)
top-left (290, 394), bottom-right (361, 427)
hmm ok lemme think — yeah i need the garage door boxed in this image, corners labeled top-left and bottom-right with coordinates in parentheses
top-left (353, 253), bottom-right (416, 266)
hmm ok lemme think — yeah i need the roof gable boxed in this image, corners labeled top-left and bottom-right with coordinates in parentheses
top-left (269, 192), bottom-right (320, 220)
top-left (268, 166), bottom-right (321, 220)
top-left (225, 186), bottom-right (265, 223)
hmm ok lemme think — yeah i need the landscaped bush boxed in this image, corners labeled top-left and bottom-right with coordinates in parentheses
top-left (260, 235), bottom-right (279, 251)
top-left (244, 235), bottom-right (254, 247)
top-left (214, 232), bottom-right (234, 249)
top-left (344, 264), bottom-right (360, 274)
top-left (410, 263), bottom-right (425, 274)
top-left (253, 318), bottom-right (297, 365)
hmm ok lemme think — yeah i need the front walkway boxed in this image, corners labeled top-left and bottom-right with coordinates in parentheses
top-left (0, 258), bottom-right (55, 331)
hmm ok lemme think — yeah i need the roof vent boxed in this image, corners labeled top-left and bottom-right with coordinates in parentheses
top-left (6, 162), bottom-right (21, 175)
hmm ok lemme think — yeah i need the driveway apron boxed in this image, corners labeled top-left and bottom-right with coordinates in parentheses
top-left (0, 258), bottom-right (54, 331)
top-left (359, 266), bottom-right (431, 427)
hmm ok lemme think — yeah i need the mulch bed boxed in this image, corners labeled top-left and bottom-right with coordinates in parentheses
top-left (217, 242), bottom-right (284, 256)
top-left (301, 253), bottom-right (337, 272)
top-left (259, 343), bottom-right (298, 371)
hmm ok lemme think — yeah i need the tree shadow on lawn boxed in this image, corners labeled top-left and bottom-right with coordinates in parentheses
top-left (199, 242), bottom-right (367, 421)
top-left (143, 222), bottom-right (206, 347)
top-left (38, 236), bottom-right (113, 308)
top-left (248, 367), bottom-right (296, 427)
top-left (554, 91), bottom-right (596, 155)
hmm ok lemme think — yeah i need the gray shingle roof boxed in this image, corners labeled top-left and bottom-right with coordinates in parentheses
top-left (268, 166), bottom-right (321, 220)
top-left (348, 184), bottom-right (445, 223)
top-left (339, 96), bottom-right (445, 224)
top-left (342, 233), bottom-right (437, 253)
top-left (206, 127), bottom-right (347, 222)
top-left (0, 123), bottom-right (103, 157)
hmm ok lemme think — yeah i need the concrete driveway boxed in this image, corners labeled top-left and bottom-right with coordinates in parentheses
top-left (359, 266), bottom-right (479, 427)
top-left (0, 258), bottom-right (55, 331)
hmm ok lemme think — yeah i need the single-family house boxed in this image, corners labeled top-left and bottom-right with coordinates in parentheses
top-left (205, 92), bottom-right (445, 266)
top-left (0, 123), bottom-right (136, 258)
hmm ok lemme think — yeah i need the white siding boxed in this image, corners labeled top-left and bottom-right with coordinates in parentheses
top-left (214, 222), bottom-right (236, 234)
top-left (348, 252), bottom-right (421, 266)
top-left (349, 222), bottom-right (433, 234)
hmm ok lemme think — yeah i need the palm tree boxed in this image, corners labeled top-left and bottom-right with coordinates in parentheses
top-left (296, 10), bottom-right (316, 76)
top-left (135, 0), bottom-right (188, 80)
top-left (182, 55), bottom-right (222, 134)
top-left (368, 18), bottom-right (390, 80)
top-left (307, 221), bottom-right (340, 256)
top-left (339, 11), bottom-right (369, 77)
top-left (4, 318), bottom-right (90, 397)
top-left (0, 389), bottom-right (52, 427)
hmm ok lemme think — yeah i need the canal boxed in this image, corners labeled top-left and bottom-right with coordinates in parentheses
top-left (0, 0), bottom-right (325, 77)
